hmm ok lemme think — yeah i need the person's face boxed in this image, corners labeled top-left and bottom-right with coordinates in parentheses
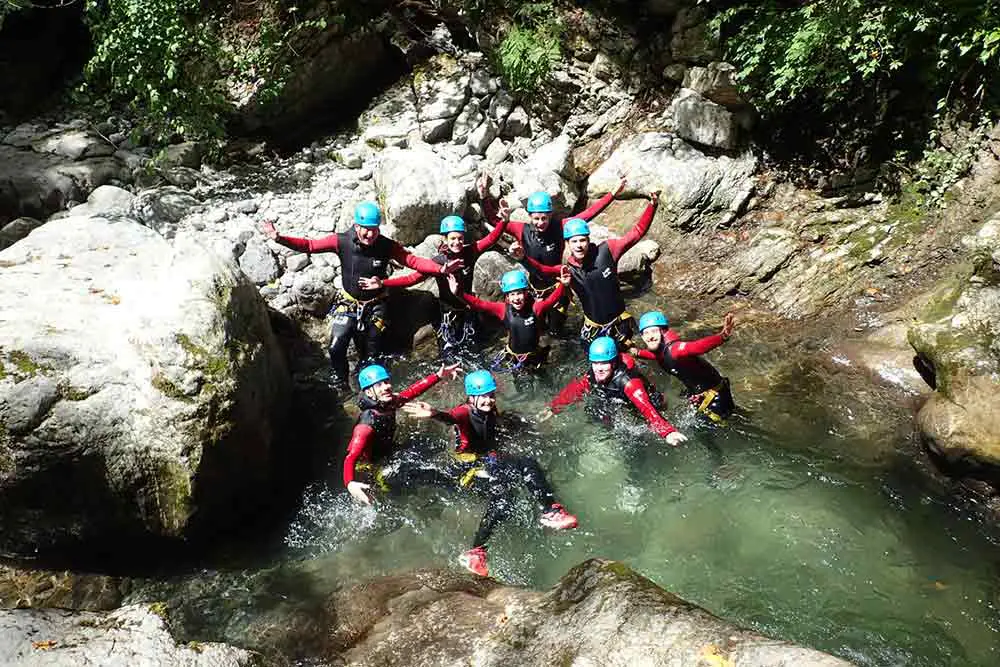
top-left (355, 224), bottom-right (380, 245)
top-left (506, 288), bottom-right (527, 310)
top-left (641, 327), bottom-right (664, 350)
top-left (568, 235), bottom-right (589, 259)
top-left (530, 212), bottom-right (550, 232)
top-left (470, 393), bottom-right (496, 412)
top-left (591, 361), bottom-right (613, 383)
top-left (444, 231), bottom-right (465, 254)
top-left (366, 379), bottom-right (393, 403)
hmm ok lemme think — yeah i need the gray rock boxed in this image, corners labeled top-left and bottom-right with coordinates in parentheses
top-left (54, 184), bottom-right (134, 220)
top-left (31, 128), bottom-right (115, 160)
top-left (157, 141), bottom-right (204, 169)
top-left (359, 80), bottom-right (419, 149)
top-left (500, 134), bottom-right (580, 212)
top-left (3, 123), bottom-right (47, 147)
top-left (670, 88), bottom-right (740, 150)
top-left (502, 106), bottom-right (531, 138)
top-left (488, 89), bottom-right (515, 122)
top-left (292, 271), bottom-right (336, 315)
top-left (337, 148), bottom-right (363, 169)
top-left (0, 604), bottom-right (257, 666)
top-left (466, 118), bottom-right (499, 155)
top-left (452, 103), bottom-right (485, 144)
top-left (484, 138), bottom-right (509, 166)
top-left (130, 186), bottom-right (200, 237)
top-left (469, 69), bottom-right (492, 97)
top-left (0, 217), bottom-right (44, 250)
top-left (671, 7), bottom-right (721, 64)
top-left (414, 56), bottom-right (470, 122)
top-left (663, 63), bottom-right (687, 82)
top-left (236, 199), bottom-right (259, 214)
top-left (588, 53), bottom-right (620, 81)
top-left (285, 253), bottom-right (310, 272)
top-left (422, 116), bottom-right (455, 143)
top-left (683, 61), bottom-right (746, 109)
top-left (238, 238), bottom-right (281, 285)
top-left (0, 216), bottom-right (289, 553)
top-left (374, 147), bottom-right (467, 245)
top-left (473, 250), bottom-right (518, 301)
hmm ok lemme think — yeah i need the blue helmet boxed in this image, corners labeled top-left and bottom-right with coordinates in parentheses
top-left (638, 311), bottom-right (669, 331)
top-left (354, 201), bottom-right (382, 228)
top-left (439, 215), bottom-right (466, 235)
top-left (500, 270), bottom-right (529, 293)
top-left (526, 191), bottom-right (553, 213)
top-left (588, 336), bottom-right (618, 362)
top-left (562, 218), bottom-right (590, 240)
top-left (358, 364), bottom-right (390, 390)
top-left (465, 369), bottom-right (498, 396)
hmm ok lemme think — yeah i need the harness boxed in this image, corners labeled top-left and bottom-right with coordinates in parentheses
top-left (581, 311), bottom-right (634, 340)
top-left (688, 379), bottom-right (729, 425)
top-left (491, 345), bottom-right (547, 372)
top-left (353, 462), bottom-right (391, 492)
top-left (451, 451), bottom-right (498, 487)
top-left (333, 289), bottom-right (387, 332)
top-left (438, 307), bottom-right (476, 346)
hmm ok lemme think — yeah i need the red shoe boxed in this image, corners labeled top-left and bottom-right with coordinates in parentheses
top-left (539, 504), bottom-right (578, 530)
top-left (459, 546), bottom-right (489, 577)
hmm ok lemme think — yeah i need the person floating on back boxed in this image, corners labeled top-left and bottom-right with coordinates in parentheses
top-left (542, 336), bottom-right (688, 446)
top-left (341, 362), bottom-right (462, 507)
top-left (261, 202), bottom-right (462, 390)
top-left (632, 311), bottom-right (736, 424)
top-left (447, 268), bottom-right (570, 373)
top-left (386, 174), bottom-right (511, 360)
top-left (494, 178), bottom-right (626, 336)
top-left (520, 191), bottom-right (660, 351)
top-left (403, 370), bottom-right (578, 577)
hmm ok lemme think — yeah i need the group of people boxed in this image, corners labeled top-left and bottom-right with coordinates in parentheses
top-left (260, 175), bottom-right (736, 577)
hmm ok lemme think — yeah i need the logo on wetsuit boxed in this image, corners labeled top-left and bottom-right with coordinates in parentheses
top-left (523, 316), bottom-right (535, 326)
top-left (601, 267), bottom-right (612, 278)
top-left (372, 260), bottom-right (384, 267)
top-left (545, 244), bottom-right (556, 252)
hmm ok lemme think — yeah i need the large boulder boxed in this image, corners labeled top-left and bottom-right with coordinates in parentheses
top-left (499, 134), bottom-right (581, 214)
top-left (373, 147), bottom-right (468, 245)
top-left (333, 560), bottom-right (854, 666)
top-left (0, 216), bottom-right (290, 554)
top-left (52, 184), bottom-right (135, 220)
top-left (670, 88), bottom-right (741, 150)
top-left (588, 132), bottom-right (756, 232)
top-left (0, 604), bottom-right (259, 666)
top-left (414, 56), bottom-right (471, 143)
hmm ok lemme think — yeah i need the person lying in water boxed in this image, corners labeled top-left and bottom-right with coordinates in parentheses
top-left (403, 370), bottom-right (578, 577)
top-left (539, 336), bottom-right (688, 446)
top-left (447, 268), bottom-right (570, 373)
top-left (631, 311), bottom-right (736, 424)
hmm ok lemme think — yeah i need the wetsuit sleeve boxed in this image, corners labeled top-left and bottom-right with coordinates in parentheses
top-left (523, 255), bottom-right (564, 276)
top-left (441, 405), bottom-right (473, 452)
top-left (383, 270), bottom-right (429, 288)
top-left (633, 349), bottom-right (658, 361)
top-left (461, 293), bottom-right (507, 320)
top-left (533, 282), bottom-right (565, 316)
top-left (669, 334), bottom-right (725, 358)
top-left (389, 242), bottom-right (448, 274)
top-left (624, 377), bottom-right (676, 437)
top-left (397, 372), bottom-right (441, 401)
top-left (274, 233), bottom-right (339, 253)
top-left (549, 375), bottom-right (591, 413)
top-left (576, 190), bottom-right (616, 222)
top-left (606, 200), bottom-right (656, 261)
top-left (475, 216), bottom-right (507, 253)
top-left (343, 423), bottom-right (374, 486)
top-left (505, 220), bottom-right (526, 243)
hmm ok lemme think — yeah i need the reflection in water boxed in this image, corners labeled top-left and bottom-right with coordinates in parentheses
top-left (128, 317), bottom-right (1000, 666)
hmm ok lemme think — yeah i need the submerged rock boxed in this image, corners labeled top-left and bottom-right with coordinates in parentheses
top-left (0, 216), bottom-right (290, 554)
top-left (332, 559), bottom-right (854, 666)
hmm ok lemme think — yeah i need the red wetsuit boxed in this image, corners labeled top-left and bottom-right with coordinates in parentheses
top-left (433, 403), bottom-right (498, 456)
top-left (549, 353), bottom-right (677, 437)
top-left (634, 330), bottom-right (726, 395)
top-left (460, 283), bottom-right (566, 354)
top-left (342, 372), bottom-right (441, 486)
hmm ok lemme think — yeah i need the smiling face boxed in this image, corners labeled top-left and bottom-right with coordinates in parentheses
top-left (365, 379), bottom-right (394, 403)
top-left (355, 224), bottom-right (380, 246)
top-left (641, 326), bottom-right (664, 350)
top-left (506, 288), bottom-right (527, 310)
top-left (530, 212), bottom-right (551, 232)
top-left (567, 235), bottom-right (589, 259)
top-left (469, 392), bottom-right (496, 412)
top-left (591, 361), bottom-right (614, 383)
top-left (444, 231), bottom-right (465, 254)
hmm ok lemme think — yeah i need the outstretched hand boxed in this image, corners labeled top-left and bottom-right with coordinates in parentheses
top-left (260, 220), bottom-right (278, 240)
top-left (476, 172), bottom-right (491, 199)
top-left (665, 431), bottom-right (688, 447)
top-left (509, 240), bottom-right (525, 260)
top-left (402, 400), bottom-right (436, 419)
top-left (497, 198), bottom-right (512, 222)
top-left (536, 407), bottom-right (555, 423)
top-left (614, 176), bottom-right (628, 197)
top-left (437, 362), bottom-right (463, 381)
top-left (441, 258), bottom-right (464, 275)
top-left (357, 276), bottom-right (383, 290)
top-left (446, 272), bottom-right (461, 296)
top-left (558, 265), bottom-right (571, 287)
top-left (649, 190), bottom-right (661, 205)
top-left (721, 312), bottom-right (735, 340)
top-left (347, 481), bottom-right (372, 505)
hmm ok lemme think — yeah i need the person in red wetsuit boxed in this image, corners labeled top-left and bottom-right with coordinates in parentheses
top-left (261, 201), bottom-right (463, 389)
top-left (446, 267), bottom-right (570, 372)
top-left (342, 362), bottom-right (462, 506)
top-left (489, 178), bottom-right (626, 336)
top-left (523, 191), bottom-right (660, 351)
top-left (403, 370), bottom-right (578, 577)
top-left (387, 174), bottom-right (512, 360)
top-left (542, 336), bottom-right (689, 446)
top-left (632, 311), bottom-right (736, 423)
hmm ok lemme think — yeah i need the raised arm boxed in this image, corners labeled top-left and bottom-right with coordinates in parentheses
top-left (275, 233), bottom-right (340, 253)
top-left (461, 292), bottom-right (507, 320)
top-left (396, 371), bottom-right (441, 402)
top-left (606, 194), bottom-right (657, 261)
top-left (533, 281), bottom-right (566, 317)
top-left (382, 270), bottom-right (430, 288)
top-left (475, 214), bottom-right (508, 253)
top-left (523, 255), bottom-right (564, 276)
top-left (631, 348), bottom-right (658, 361)
top-left (549, 375), bottom-right (591, 413)
top-left (668, 334), bottom-right (725, 358)
top-left (388, 242), bottom-right (454, 275)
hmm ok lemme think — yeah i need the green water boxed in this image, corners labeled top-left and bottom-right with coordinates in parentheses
top-left (127, 322), bottom-right (1000, 666)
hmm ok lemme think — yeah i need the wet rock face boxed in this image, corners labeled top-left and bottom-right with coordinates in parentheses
top-left (0, 216), bottom-right (290, 555)
top-left (332, 560), bottom-right (854, 667)
top-left (0, 604), bottom-right (259, 667)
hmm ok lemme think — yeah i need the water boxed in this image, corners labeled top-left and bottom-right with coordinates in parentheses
top-left (126, 314), bottom-right (1000, 666)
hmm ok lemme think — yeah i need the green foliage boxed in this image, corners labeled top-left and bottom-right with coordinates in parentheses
top-left (495, 1), bottom-right (563, 93)
top-left (706, 0), bottom-right (1000, 115)
top-left (81, 0), bottom-right (228, 142)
